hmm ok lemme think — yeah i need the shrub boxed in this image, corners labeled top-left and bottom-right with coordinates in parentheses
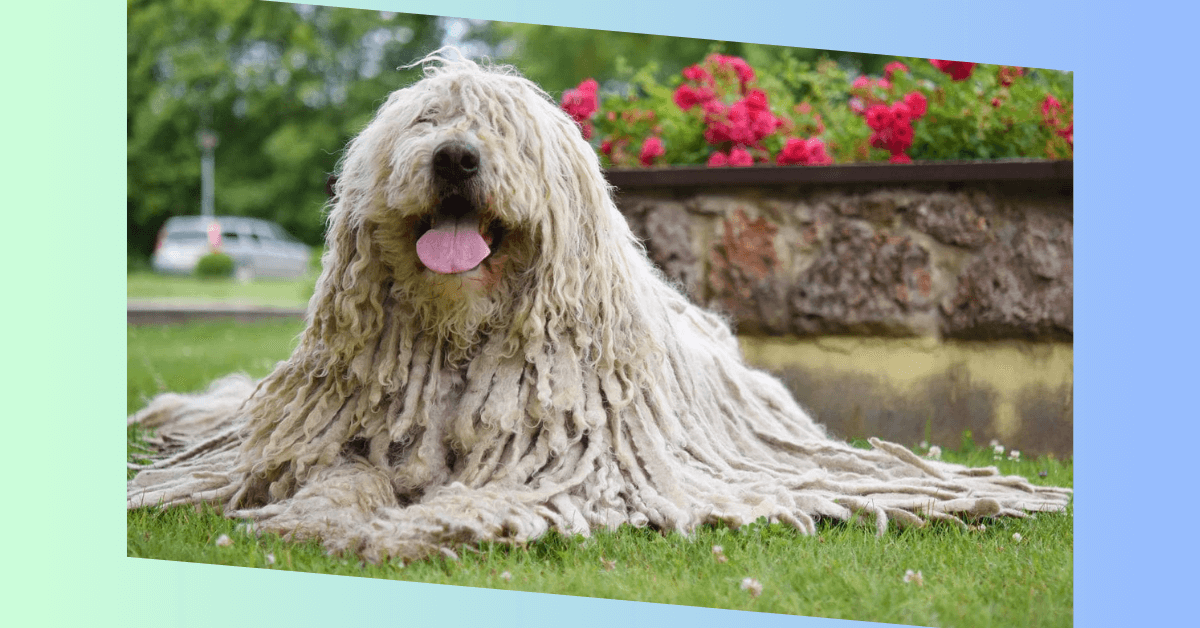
top-left (562, 53), bottom-right (1073, 167)
top-left (194, 251), bottom-right (235, 279)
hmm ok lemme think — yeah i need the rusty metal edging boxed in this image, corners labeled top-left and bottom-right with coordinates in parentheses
top-left (325, 160), bottom-right (1072, 198)
top-left (603, 160), bottom-right (1073, 190)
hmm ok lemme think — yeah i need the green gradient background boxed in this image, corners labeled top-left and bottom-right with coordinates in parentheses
top-left (12, 0), bottom-right (1191, 626)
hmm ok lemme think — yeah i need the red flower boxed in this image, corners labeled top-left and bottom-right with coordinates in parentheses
top-left (903, 91), bottom-right (927, 119)
top-left (580, 122), bottom-right (593, 140)
top-left (702, 99), bottom-right (726, 118)
top-left (726, 57), bottom-right (755, 88)
top-left (674, 84), bottom-right (702, 111)
top-left (1041, 94), bottom-right (1063, 124)
top-left (777, 138), bottom-right (809, 165)
top-left (601, 139), bottom-right (613, 155)
top-left (929, 59), bottom-right (977, 81)
top-left (779, 137), bottom-right (833, 166)
top-left (884, 61), bottom-right (909, 80)
top-left (998, 66), bottom-right (1024, 87)
top-left (707, 151), bottom-right (729, 167)
top-left (639, 136), bottom-right (665, 166)
top-left (877, 78), bottom-right (892, 91)
top-left (561, 78), bottom-right (599, 122)
top-left (991, 97), bottom-right (1002, 108)
top-left (852, 75), bottom-right (872, 91)
top-left (704, 122), bottom-right (732, 146)
top-left (891, 101), bottom-right (912, 128)
top-left (744, 89), bottom-right (769, 112)
top-left (728, 147), bottom-right (754, 166)
top-left (849, 97), bottom-right (866, 115)
top-left (889, 153), bottom-right (913, 164)
top-left (706, 54), bottom-right (756, 92)
top-left (806, 138), bottom-right (833, 165)
top-left (865, 104), bottom-right (894, 131)
top-left (682, 64), bottom-right (713, 85)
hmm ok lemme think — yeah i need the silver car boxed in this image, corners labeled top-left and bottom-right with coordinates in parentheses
top-left (152, 215), bottom-right (311, 280)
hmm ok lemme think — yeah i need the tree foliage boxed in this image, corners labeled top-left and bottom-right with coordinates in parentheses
top-left (127, 0), bottom-right (442, 256)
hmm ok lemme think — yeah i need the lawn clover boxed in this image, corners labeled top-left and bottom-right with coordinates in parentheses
top-left (926, 445), bottom-right (942, 460)
top-left (740, 577), bottom-right (763, 597)
top-left (1008, 450), bottom-right (1021, 461)
top-left (500, 571), bottom-right (513, 581)
top-left (712, 545), bottom-right (728, 563)
top-left (903, 569), bottom-right (925, 585)
top-left (1013, 533), bottom-right (1023, 543)
top-left (215, 534), bottom-right (232, 547)
top-left (265, 552), bottom-right (275, 565)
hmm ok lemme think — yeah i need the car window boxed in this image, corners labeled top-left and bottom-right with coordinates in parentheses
top-left (253, 224), bottom-right (276, 242)
top-left (164, 231), bottom-right (208, 242)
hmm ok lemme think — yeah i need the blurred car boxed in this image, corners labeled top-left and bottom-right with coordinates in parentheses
top-left (152, 215), bottom-right (311, 280)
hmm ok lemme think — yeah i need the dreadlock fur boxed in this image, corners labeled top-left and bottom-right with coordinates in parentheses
top-left (128, 52), bottom-right (1071, 563)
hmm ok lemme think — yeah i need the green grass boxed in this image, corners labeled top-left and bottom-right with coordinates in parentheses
top-left (126, 271), bottom-right (317, 307)
top-left (127, 320), bottom-right (1073, 627)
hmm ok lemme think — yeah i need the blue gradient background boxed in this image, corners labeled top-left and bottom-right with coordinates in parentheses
top-left (11, 0), bottom-right (1192, 626)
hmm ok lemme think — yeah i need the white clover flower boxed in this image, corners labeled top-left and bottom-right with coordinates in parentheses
top-left (500, 571), bottom-right (512, 581)
top-left (214, 534), bottom-right (232, 547)
top-left (740, 577), bottom-right (763, 597)
top-left (1013, 532), bottom-right (1022, 542)
top-left (1008, 450), bottom-right (1021, 461)
top-left (265, 553), bottom-right (275, 566)
top-left (926, 445), bottom-right (942, 460)
top-left (993, 444), bottom-right (1005, 455)
top-left (903, 569), bottom-right (925, 585)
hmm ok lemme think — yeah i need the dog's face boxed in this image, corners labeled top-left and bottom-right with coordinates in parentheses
top-left (330, 61), bottom-right (617, 347)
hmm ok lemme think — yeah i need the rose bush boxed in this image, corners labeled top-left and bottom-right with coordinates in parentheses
top-left (561, 52), bottom-right (1072, 167)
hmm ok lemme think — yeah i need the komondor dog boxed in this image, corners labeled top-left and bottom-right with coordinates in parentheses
top-left (128, 52), bottom-right (1071, 563)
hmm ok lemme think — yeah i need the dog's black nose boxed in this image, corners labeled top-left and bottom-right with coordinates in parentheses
top-left (432, 141), bottom-right (481, 182)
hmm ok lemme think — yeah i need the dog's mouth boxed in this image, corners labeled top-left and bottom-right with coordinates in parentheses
top-left (414, 193), bottom-right (507, 275)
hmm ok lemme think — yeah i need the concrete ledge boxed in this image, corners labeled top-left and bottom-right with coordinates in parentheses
top-left (740, 335), bottom-right (1073, 456)
top-left (127, 301), bottom-right (306, 325)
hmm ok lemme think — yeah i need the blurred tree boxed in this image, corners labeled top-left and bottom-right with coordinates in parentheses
top-left (127, 0), bottom-right (442, 256)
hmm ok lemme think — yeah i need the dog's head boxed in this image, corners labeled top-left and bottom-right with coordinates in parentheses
top-left (313, 52), bottom-right (649, 361)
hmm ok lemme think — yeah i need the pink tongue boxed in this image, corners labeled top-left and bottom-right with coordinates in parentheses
top-left (415, 215), bottom-right (491, 274)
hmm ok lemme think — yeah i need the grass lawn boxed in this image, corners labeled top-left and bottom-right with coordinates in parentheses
top-left (126, 271), bottom-right (317, 308)
top-left (127, 319), bottom-right (1073, 627)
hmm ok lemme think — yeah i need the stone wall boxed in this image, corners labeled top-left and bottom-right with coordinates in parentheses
top-left (610, 164), bottom-right (1073, 455)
